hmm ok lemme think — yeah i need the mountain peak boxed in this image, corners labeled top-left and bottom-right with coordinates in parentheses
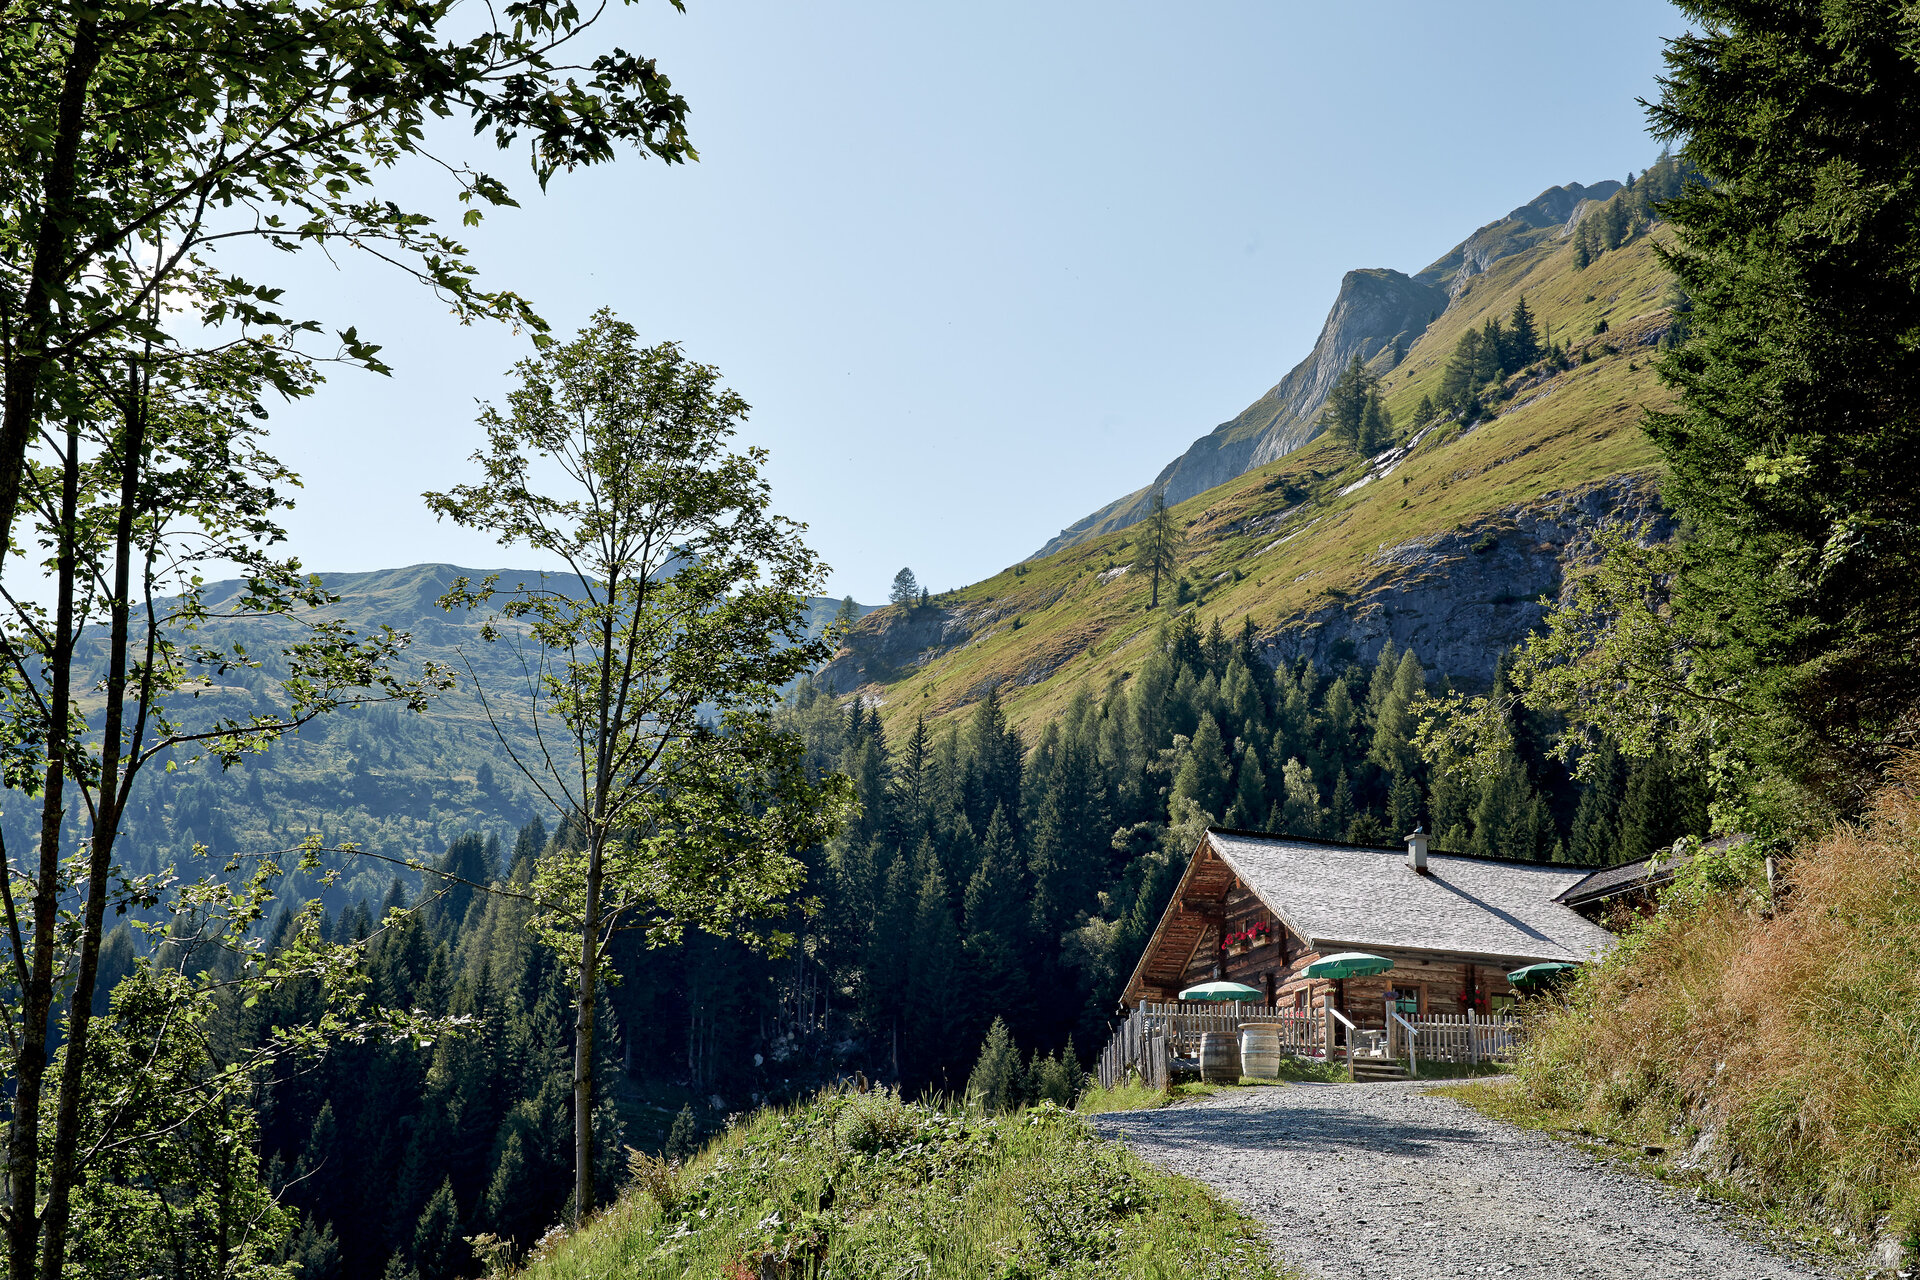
top-left (1035, 176), bottom-right (1625, 558)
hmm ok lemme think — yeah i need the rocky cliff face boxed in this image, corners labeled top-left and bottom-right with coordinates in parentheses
top-left (1033, 178), bottom-right (1626, 560)
top-left (828, 478), bottom-right (1666, 700)
top-left (1035, 268), bottom-right (1447, 557)
top-left (1261, 474), bottom-right (1668, 685)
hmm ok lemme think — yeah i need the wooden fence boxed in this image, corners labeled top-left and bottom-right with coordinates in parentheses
top-left (1388, 1010), bottom-right (1522, 1065)
top-left (1097, 1003), bottom-right (1321, 1089)
top-left (1099, 1002), bottom-right (1525, 1088)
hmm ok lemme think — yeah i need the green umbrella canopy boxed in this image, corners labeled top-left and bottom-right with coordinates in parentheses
top-left (1507, 961), bottom-right (1580, 986)
top-left (1304, 952), bottom-right (1394, 979)
top-left (1177, 980), bottom-right (1265, 1002)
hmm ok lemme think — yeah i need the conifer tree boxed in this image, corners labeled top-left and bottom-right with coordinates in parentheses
top-left (903, 859), bottom-right (962, 1089)
top-left (1279, 758), bottom-right (1322, 837)
top-left (1569, 740), bottom-right (1627, 865)
top-left (410, 1180), bottom-right (464, 1280)
top-left (965, 1018), bottom-right (1023, 1114)
top-left (1508, 295), bottom-right (1540, 367)
top-left (1225, 743), bottom-right (1268, 829)
top-left (1329, 770), bottom-right (1355, 837)
top-left (1317, 353), bottom-right (1379, 451)
top-left (1172, 716), bottom-right (1231, 820)
top-left (1139, 489), bottom-right (1183, 608)
top-left (1439, 329), bottom-right (1483, 416)
top-left (889, 567), bottom-right (920, 606)
top-left (1640, 2), bottom-right (1920, 807)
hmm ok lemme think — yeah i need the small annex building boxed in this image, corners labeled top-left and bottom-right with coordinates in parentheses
top-left (1121, 827), bottom-right (1617, 1032)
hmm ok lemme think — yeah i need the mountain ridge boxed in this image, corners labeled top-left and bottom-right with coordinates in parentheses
top-left (1033, 178), bottom-right (1626, 559)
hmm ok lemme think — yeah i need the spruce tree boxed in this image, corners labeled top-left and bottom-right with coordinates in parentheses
top-left (1508, 295), bottom-right (1539, 367)
top-left (1644, 3), bottom-right (1920, 807)
top-left (1317, 353), bottom-right (1377, 451)
top-left (1171, 715), bottom-right (1231, 820)
top-left (410, 1180), bottom-right (464, 1280)
top-left (1359, 388), bottom-right (1393, 453)
top-left (1569, 740), bottom-right (1627, 865)
top-left (1279, 758), bottom-right (1322, 837)
top-left (903, 859), bottom-right (963, 1089)
top-left (1224, 743), bottom-right (1268, 830)
top-left (965, 1018), bottom-right (1023, 1114)
top-left (1439, 329), bottom-right (1483, 415)
top-left (1329, 770), bottom-right (1355, 837)
top-left (665, 1105), bottom-right (700, 1162)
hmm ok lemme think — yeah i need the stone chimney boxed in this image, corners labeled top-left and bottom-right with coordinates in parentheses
top-left (1406, 826), bottom-right (1429, 873)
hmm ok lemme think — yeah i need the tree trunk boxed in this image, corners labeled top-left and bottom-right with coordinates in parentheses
top-left (37, 400), bottom-right (145, 1280)
top-left (0, 20), bottom-right (102, 579)
top-left (573, 837), bottom-right (603, 1222)
top-left (7, 424), bottom-right (80, 1280)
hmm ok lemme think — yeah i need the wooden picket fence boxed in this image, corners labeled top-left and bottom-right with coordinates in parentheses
top-left (1097, 1003), bottom-right (1321, 1089)
top-left (1099, 1003), bottom-right (1525, 1087)
top-left (1386, 1010), bottom-right (1523, 1066)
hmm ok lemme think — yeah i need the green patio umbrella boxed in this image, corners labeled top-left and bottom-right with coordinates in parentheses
top-left (1177, 980), bottom-right (1265, 1002)
top-left (1304, 952), bottom-right (1394, 979)
top-left (1506, 961), bottom-right (1580, 987)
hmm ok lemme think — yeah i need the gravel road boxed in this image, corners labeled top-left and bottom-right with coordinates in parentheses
top-left (1095, 1081), bottom-right (1841, 1280)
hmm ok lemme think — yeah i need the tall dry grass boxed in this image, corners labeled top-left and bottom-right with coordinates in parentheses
top-left (1521, 762), bottom-right (1920, 1240)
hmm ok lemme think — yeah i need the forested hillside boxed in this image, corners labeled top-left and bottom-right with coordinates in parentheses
top-left (0, 566), bottom-right (866, 912)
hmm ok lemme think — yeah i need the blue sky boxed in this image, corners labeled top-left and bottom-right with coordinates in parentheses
top-left (266, 1), bottom-right (1685, 603)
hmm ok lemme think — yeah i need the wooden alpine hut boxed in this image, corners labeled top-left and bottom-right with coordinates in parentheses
top-left (1121, 826), bottom-right (1616, 1033)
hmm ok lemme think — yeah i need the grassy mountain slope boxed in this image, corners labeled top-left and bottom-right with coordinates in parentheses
top-left (522, 1091), bottom-right (1284, 1280)
top-left (824, 220), bottom-right (1676, 739)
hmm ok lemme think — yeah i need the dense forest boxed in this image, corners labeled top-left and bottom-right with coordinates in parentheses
top-left (228, 605), bottom-right (1709, 1279)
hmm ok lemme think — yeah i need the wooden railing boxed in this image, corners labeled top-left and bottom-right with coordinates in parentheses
top-left (1097, 1003), bottom-right (1527, 1088)
top-left (1097, 1002), bottom-right (1323, 1089)
top-left (1385, 1009), bottom-right (1522, 1066)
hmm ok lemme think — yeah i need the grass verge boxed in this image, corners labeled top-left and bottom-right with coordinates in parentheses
top-left (1482, 763), bottom-right (1920, 1270)
top-left (520, 1089), bottom-right (1292, 1279)
top-left (1402, 1061), bottom-right (1512, 1082)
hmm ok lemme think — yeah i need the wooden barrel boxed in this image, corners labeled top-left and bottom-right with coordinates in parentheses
top-left (1239, 1024), bottom-right (1283, 1080)
top-left (1198, 1031), bottom-right (1241, 1082)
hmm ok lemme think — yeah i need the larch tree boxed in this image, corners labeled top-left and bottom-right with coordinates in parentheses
top-left (1139, 489), bottom-right (1183, 608)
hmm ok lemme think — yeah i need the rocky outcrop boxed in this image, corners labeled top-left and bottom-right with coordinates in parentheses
top-left (816, 600), bottom-right (996, 695)
top-left (1414, 179), bottom-right (1621, 295)
top-left (1034, 177), bottom-right (1627, 560)
top-left (1258, 474), bottom-right (1668, 686)
top-left (1035, 267), bottom-right (1448, 557)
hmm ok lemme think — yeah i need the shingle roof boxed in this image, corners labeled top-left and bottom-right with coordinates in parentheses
top-left (1206, 830), bottom-right (1616, 966)
top-left (1553, 856), bottom-right (1672, 906)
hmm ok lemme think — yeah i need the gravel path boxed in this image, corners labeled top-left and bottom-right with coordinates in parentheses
top-left (1095, 1081), bottom-right (1841, 1280)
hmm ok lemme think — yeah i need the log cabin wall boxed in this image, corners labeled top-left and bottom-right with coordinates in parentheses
top-left (1271, 952), bottom-right (1517, 1030)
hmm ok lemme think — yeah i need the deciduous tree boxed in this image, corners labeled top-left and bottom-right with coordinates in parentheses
top-left (427, 310), bottom-right (853, 1217)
